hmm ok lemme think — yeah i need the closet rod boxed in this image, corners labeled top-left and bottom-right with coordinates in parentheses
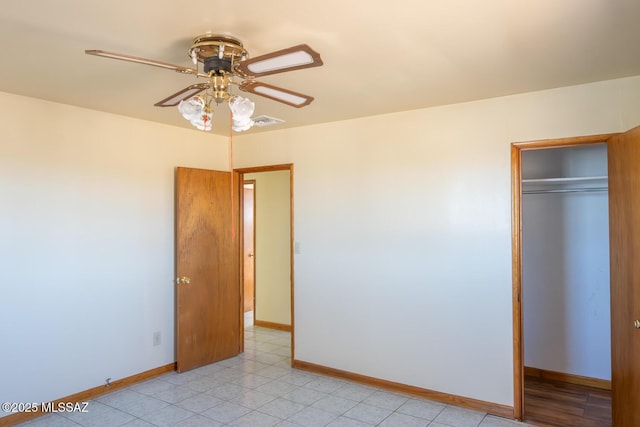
top-left (523, 187), bottom-right (608, 195)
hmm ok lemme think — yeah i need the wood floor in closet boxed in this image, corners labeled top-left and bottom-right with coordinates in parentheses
top-left (524, 375), bottom-right (611, 427)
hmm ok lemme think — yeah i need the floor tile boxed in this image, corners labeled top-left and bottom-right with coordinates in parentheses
top-left (97, 389), bottom-right (169, 417)
top-left (256, 342), bottom-right (282, 353)
top-left (122, 419), bottom-right (157, 427)
top-left (311, 395), bottom-right (359, 415)
top-left (255, 380), bottom-right (299, 397)
top-left (232, 359), bottom-right (271, 373)
top-left (396, 398), bottom-right (446, 420)
top-left (129, 378), bottom-right (176, 396)
top-left (479, 415), bottom-right (533, 426)
top-left (331, 383), bottom-right (375, 402)
top-left (303, 377), bottom-right (345, 394)
top-left (274, 421), bottom-right (303, 427)
top-left (207, 383), bottom-right (251, 400)
top-left (434, 405), bottom-right (485, 427)
top-left (256, 365), bottom-right (291, 380)
top-left (200, 401), bottom-right (251, 423)
top-left (172, 414), bottom-right (224, 427)
top-left (342, 402), bottom-right (392, 425)
top-left (286, 406), bottom-right (338, 427)
top-left (229, 373), bottom-right (273, 389)
top-left (376, 412), bottom-right (429, 426)
top-left (271, 346), bottom-right (292, 357)
top-left (61, 401), bottom-right (135, 426)
top-left (216, 356), bottom-right (244, 368)
top-left (226, 410), bottom-right (281, 427)
top-left (273, 358), bottom-right (294, 368)
top-left (13, 326), bottom-right (531, 427)
top-left (182, 377), bottom-right (222, 393)
top-left (268, 336), bottom-right (291, 346)
top-left (278, 372), bottom-right (315, 387)
top-left (325, 416), bottom-right (374, 427)
top-left (139, 405), bottom-right (195, 427)
top-left (154, 385), bottom-right (201, 404)
top-left (20, 414), bottom-right (80, 427)
top-left (254, 352), bottom-right (288, 365)
top-left (229, 390), bottom-right (277, 409)
top-left (282, 387), bottom-right (328, 405)
top-left (192, 364), bottom-right (227, 377)
top-left (362, 391), bottom-right (408, 411)
top-left (176, 393), bottom-right (225, 412)
top-left (258, 398), bottom-right (306, 419)
top-left (161, 371), bottom-right (203, 386)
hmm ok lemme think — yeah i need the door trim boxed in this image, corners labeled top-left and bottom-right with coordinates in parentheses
top-left (510, 133), bottom-right (618, 420)
top-left (235, 164), bottom-right (295, 362)
top-left (243, 180), bottom-right (256, 320)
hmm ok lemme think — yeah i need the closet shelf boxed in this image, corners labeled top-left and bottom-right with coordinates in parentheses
top-left (522, 176), bottom-right (608, 185)
top-left (522, 176), bottom-right (608, 194)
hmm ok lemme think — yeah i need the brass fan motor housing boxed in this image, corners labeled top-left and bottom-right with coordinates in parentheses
top-left (188, 34), bottom-right (249, 74)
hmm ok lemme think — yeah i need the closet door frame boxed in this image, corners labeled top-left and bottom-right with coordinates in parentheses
top-left (510, 133), bottom-right (618, 420)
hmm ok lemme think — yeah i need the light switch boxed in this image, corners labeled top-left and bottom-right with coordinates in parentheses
top-left (294, 241), bottom-right (301, 254)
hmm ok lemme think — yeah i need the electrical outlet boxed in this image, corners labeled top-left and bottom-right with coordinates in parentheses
top-left (153, 331), bottom-right (161, 346)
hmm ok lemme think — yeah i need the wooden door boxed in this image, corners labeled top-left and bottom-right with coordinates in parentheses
top-left (243, 181), bottom-right (255, 312)
top-left (175, 167), bottom-right (240, 373)
top-left (608, 125), bottom-right (640, 426)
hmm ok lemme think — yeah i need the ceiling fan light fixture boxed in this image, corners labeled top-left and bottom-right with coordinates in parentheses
top-left (190, 110), bottom-right (213, 131)
top-left (178, 96), bottom-right (205, 120)
top-left (232, 120), bottom-right (254, 132)
top-left (87, 36), bottom-right (323, 131)
top-left (229, 96), bottom-right (255, 120)
top-left (229, 96), bottom-right (255, 132)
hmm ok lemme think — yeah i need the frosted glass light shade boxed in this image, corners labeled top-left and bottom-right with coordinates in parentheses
top-left (190, 111), bottom-right (213, 131)
top-left (178, 96), bottom-right (205, 121)
top-left (229, 96), bottom-right (255, 132)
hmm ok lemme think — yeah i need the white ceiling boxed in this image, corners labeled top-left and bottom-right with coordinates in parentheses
top-left (1, 0), bottom-right (639, 136)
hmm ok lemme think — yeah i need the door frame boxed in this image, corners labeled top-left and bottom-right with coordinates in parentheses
top-left (243, 180), bottom-right (256, 319)
top-left (235, 164), bottom-right (295, 361)
top-left (511, 133), bottom-right (618, 420)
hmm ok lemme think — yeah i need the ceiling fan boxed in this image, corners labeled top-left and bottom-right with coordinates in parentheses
top-left (85, 33), bottom-right (323, 131)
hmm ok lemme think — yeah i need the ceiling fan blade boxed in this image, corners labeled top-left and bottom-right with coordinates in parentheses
top-left (235, 44), bottom-right (323, 77)
top-left (240, 81), bottom-right (314, 108)
top-left (85, 50), bottom-right (198, 75)
top-left (154, 83), bottom-right (209, 107)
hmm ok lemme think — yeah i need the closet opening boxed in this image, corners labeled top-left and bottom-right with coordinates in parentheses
top-left (511, 133), bottom-right (618, 425)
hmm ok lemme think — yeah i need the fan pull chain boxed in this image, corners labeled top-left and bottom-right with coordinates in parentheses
top-left (229, 110), bottom-right (235, 242)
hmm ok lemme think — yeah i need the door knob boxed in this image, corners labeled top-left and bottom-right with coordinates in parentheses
top-left (635, 320), bottom-right (640, 329)
top-left (248, 253), bottom-right (254, 258)
top-left (176, 276), bottom-right (191, 285)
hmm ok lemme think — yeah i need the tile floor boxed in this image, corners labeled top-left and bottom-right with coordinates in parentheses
top-left (17, 325), bottom-right (532, 427)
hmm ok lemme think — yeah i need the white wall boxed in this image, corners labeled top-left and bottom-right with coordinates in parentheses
top-left (244, 171), bottom-right (291, 326)
top-left (234, 76), bottom-right (640, 407)
top-left (522, 146), bottom-right (611, 380)
top-left (2, 75), bottom-right (639, 413)
top-left (0, 92), bottom-right (229, 413)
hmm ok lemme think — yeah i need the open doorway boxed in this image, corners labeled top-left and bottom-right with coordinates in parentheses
top-left (237, 164), bottom-right (294, 360)
top-left (511, 134), bottom-right (615, 425)
top-left (243, 180), bottom-right (256, 327)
